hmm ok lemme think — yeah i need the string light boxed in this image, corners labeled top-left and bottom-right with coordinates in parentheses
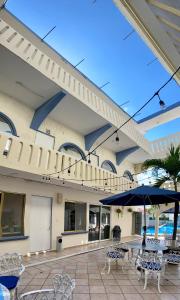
top-left (42, 66), bottom-right (179, 179)
top-left (88, 153), bottom-right (91, 164)
top-left (157, 92), bottom-right (165, 109)
top-left (115, 131), bottom-right (119, 142)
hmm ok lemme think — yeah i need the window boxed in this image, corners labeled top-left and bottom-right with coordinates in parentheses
top-left (59, 143), bottom-right (86, 161)
top-left (0, 192), bottom-right (25, 237)
top-left (0, 112), bottom-right (17, 136)
top-left (101, 160), bottom-right (117, 174)
top-left (123, 170), bottom-right (134, 182)
top-left (64, 202), bottom-right (86, 231)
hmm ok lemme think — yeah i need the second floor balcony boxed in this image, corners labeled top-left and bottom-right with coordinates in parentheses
top-left (0, 133), bottom-right (138, 192)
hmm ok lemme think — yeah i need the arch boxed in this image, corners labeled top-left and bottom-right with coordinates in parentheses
top-left (123, 170), bottom-right (134, 182)
top-left (59, 143), bottom-right (86, 161)
top-left (101, 160), bottom-right (117, 174)
top-left (0, 112), bottom-right (17, 136)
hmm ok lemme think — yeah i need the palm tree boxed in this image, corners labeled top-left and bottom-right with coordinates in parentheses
top-left (142, 145), bottom-right (180, 241)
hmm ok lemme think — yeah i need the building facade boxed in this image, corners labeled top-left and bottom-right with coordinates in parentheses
top-left (0, 5), bottom-right (179, 256)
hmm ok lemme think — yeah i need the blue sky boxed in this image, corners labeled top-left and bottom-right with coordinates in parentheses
top-left (6, 0), bottom-right (180, 141)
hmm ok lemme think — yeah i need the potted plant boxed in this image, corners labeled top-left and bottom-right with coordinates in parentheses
top-left (116, 208), bottom-right (122, 218)
top-left (127, 207), bottom-right (133, 213)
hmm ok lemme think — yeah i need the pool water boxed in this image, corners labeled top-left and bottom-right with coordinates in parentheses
top-left (146, 224), bottom-right (180, 235)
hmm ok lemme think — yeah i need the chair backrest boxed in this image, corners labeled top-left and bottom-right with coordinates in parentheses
top-left (53, 273), bottom-right (75, 298)
top-left (20, 273), bottom-right (75, 300)
top-left (164, 250), bottom-right (180, 264)
top-left (146, 238), bottom-right (160, 244)
top-left (0, 253), bottom-right (25, 276)
top-left (19, 289), bottom-right (55, 300)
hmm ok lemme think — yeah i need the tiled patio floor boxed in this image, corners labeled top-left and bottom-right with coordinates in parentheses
top-left (23, 236), bottom-right (140, 267)
top-left (19, 242), bottom-right (180, 300)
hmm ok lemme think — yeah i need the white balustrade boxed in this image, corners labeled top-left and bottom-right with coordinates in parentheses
top-left (150, 132), bottom-right (180, 157)
top-left (0, 134), bottom-right (137, 192)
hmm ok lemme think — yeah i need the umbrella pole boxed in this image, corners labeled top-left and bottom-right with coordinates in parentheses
top-left (142, 204), bottom-right (146, 246)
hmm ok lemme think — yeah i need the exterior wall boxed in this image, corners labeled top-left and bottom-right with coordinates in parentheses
top-left (0, 174), bottom-right (133, 255)
top-left (0, 91), bottom-right (35, 143)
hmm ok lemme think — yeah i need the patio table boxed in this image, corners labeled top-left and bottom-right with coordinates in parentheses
top-left (126, 240), bottom-right (167, 259)
top-left (0, 284), bottom-right (10, 300)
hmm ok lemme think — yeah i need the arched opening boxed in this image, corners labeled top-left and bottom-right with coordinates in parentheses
top-left (59, 143), bottom-right (86, 161)
top-left (0, 112), bottom-right (17, 136)
top-left (101, 160), bottom-right (117, 174)
top-left (123, 170), bottom-right (134, 182)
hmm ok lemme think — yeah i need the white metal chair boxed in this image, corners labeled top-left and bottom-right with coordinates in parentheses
top-left (19, 272), bottom-right (75, 300)
top-left (0, 253), bottom-right (25, 299)
top-left (0, 253), bottom-right (25, 276)
top-left (19, 289), bottom-right (55, 300)
top-left (101, 246), bottom-right (126, 274)
top-left (136, 252), bottom-right (166, 293)
top-left (146, 238), bottom-right (160, 245)
top-left (163, 249), bottom-right (180, 265)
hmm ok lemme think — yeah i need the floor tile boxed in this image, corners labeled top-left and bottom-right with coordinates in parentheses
top-left (74, 285), bottom-right (90, 294)
top-left (107, 294), bottom-right (125, 300)
top-left (121, 285), bottom-right (139, 294)
top-left (89, 279), bottom-right (104, 286)
top-left (116, 279), bottom-right (132, 285)
top-left (90, 294), bottom-right (108, 300)
top-left (73, 294), bottom-right (90, 300)
top-left (90, 286), bottom-right (106, 294)
top-left (105, 285), bottom-right (122, 294)
top-left (124, 294), bottom-right (143, 300)
top-left (75, 278), bottom-right (89, 285)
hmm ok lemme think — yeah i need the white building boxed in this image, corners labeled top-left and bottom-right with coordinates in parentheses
top-left (0, 3), bottom-right (179, 255)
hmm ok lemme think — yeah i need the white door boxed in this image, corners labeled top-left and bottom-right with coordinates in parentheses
top-left (30, 196), bottom-right (51, 252)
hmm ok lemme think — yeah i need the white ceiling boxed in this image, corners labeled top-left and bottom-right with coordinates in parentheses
top-left (114, 0), bottom-right (180, 83)
top-left (0, 45), bottom-right (60, 108)
top-left (147, 0), bottom-right (180, 55)
top-left (49, 94), bottom-right (108, 135)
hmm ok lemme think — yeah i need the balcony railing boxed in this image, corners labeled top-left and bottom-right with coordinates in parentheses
top-left (0, 134), bottom-right (137, 192)
top-left (150, 132), bottom-right (180, 157)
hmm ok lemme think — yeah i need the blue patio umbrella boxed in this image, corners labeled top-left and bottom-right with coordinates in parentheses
top-left (163, 207), bottom-right (180, 214)
top-left (100, 185), bottom-right (180, 245)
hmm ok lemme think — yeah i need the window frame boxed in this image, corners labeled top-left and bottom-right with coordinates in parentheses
top-left (0, 191), bottom-right (25, 237)
top-left (123, 170), bottom-right (134, 182)
top-left (59, 143), bottom-right (87, 161)
top-left (64, 201), bottom-right (87, 232)
top-left (101, 160), bottom-right (117, 174)
top-left (0, 112), bottom-right (17, 136)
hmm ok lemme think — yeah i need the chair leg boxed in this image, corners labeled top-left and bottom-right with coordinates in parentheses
top-left (107, 258), bottom-right (111, 274)
top-left (101, 259), bottom-right (107, 274)
top-left (144, 270), bottom-right (148, 290)
top-left (157, 272), bottom-right (161, 293)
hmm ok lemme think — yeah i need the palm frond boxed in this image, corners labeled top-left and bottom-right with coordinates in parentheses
top-left (169, 144), bottom-right (180, 158)
top-left (177, 175), bottom-right (180, 183)
top-left (153, 176), bottom-right (170, 188)
top-left (142, 159), bottom-right (165, 171)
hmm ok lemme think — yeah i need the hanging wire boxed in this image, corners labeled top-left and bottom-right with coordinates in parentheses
top-left (42, 65), bottom-right (180, 179)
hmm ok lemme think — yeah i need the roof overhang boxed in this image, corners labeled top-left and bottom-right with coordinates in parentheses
top-left (137, 101), bottom-right (180, 134)
top-left (113, 0), bottom-right (180, 83)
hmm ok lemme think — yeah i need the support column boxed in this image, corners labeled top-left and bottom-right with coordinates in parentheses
top-left (155, 210), bottom-right (160, 238)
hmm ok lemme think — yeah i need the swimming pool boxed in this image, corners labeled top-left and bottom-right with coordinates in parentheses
top-left (146, 224), bottom-right (180, 235)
